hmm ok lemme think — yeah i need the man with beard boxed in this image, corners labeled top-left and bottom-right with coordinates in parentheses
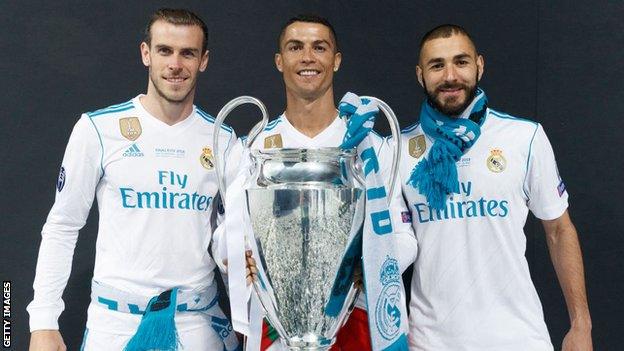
top-left (214, 14), bottom-right (417, 351)
top-left (397, 25), bottom-right (592, 350)
top-left (27, 8), bottom-right (239, 351)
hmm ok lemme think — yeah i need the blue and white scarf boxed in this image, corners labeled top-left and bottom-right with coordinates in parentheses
top-left (340, 92), bottom-right (409, 351)
top-left (89, 281), bottom-right (240, 351)
top-left (407, 88), bottom-right (487, 209)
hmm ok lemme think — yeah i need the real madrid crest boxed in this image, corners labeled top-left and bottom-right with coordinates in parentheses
top-left (264, 134), bottom-right (283, 149)
top-left (486, 149), bottom-right (507, 173)
top-left (408, 135), bottom-right (426, 158)
top-left (119, 117), bottom-right (142, 141)
top-left (200, 147), bottom-right (215, 170)
top-left (375, 256), bottom-right (402, 340)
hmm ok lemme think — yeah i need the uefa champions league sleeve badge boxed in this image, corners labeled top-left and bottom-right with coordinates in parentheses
top-left (57, 166), bottom-right (66, 192)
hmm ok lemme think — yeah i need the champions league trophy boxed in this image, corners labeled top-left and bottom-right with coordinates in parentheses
top-left (213, 96), bottom-right (400, 350)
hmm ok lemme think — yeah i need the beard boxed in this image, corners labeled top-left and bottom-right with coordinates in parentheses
top-left (423, 74), bottom-right (479, 117)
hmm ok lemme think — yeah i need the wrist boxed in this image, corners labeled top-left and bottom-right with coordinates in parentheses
top-left (570, 313), bottom-right (592, 331)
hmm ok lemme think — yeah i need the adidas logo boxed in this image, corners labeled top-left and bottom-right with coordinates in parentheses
top-left (123, 143), bottom-right (144, 157)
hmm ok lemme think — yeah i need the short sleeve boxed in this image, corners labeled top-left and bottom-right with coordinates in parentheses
top-left (524, 124), bottom-right (569, 220)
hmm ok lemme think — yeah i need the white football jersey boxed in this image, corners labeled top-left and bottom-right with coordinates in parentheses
top-left (215, 113), bottom-right (418, 310)
top-left (27, 95), bottom-right (236, 334)
top-left (400, 108), bottom-right (568, 350)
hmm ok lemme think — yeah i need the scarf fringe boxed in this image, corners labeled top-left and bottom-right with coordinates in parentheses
top-left (124, 291), bottom-right (181, 351)
top-left (124, 315), bottom-right (180, 351)
top-left (408, 143), bottom-right (460, 210)
top-left (408, 89), bottom-right (487, 209)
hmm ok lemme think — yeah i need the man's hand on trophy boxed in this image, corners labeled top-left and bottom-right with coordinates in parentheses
top-left (353, 263), bottom-right (364, 291)
top-left (245, 250), bottom-right (258, 285)
top-left (221, 250), bottom-right (257, 285)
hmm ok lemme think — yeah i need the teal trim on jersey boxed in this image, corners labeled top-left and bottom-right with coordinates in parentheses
top-left (196, 108), bottom-right (234, 133)
top-left (108, 100), bottom-right (134, 109)
top-left (87, 100), bottom-right (134, 117)
top-left (401, 122), bottom-right (420, 134)
top-left (86, 115), bottom-right (105, 177)
top-left (264, 117), bottom-right (283, 131)
top-left (523, 123), bottom-right (540, 199)
top-left (79, 328), bottom-right (89, 351)
top-left (97, 296), bottom-right (119, 310)
top-left (488, 109), bottom-right (537, 125)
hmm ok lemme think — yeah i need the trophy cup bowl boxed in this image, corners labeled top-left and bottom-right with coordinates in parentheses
top-left (212, 95), bottom-right (401, 351)
top-left (246, 148), bottom-right (365, 350)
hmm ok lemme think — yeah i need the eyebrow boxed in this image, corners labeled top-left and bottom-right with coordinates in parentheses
top-left (154, 44), bottom-right (200, 54)
top-left (313, 39), bottom-right (332, 47)
top-left (284, 39), bottom-right (332, 47)
top-left (454, 53), bottom-right (472, 61)
top-left (426, 53), bottom-right (472, 65)
top-left (284, 39), bottom-right (304, 47)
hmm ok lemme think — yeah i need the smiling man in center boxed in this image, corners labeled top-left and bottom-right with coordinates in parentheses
top-left (214, 14), bottom-right (417, 351)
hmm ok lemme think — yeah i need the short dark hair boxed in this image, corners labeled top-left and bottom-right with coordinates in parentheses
top-left (277, 14), bottom-right (339, 52)
top-left (419, 24), bottom-right (476, 54)
top-left (144, 8), bottom-right (209, 53)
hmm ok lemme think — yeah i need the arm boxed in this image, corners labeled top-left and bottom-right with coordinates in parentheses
top-left (542, 211), bottom-right (592, 350)
top-left (525, 124), bottom-right (591, 350)
top-left (27, 115), bottom-right (102, 350)
top-left (29, 331), bottom-right (66, 351)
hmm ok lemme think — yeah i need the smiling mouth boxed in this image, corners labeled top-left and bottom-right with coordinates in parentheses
top-left (164, 76), bottom-right (188, 83)
top-left (297, 69), bottom-right (320, 77)
top-left (439, 87), bottom-right (462, 92)
top-left (437, 83), bottom-right (466, 93)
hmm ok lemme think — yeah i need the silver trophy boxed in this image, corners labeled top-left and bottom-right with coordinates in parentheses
top-left (214, 96), bottom-right (401, 350)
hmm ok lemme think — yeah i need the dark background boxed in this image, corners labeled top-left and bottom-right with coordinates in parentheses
top-left (1, 1), bottom-right (622, 350)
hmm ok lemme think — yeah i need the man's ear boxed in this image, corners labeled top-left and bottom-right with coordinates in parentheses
top-left (416, 65), bottom-right (424, 87)
top-left (333, 52), bottom-right (342, 72)
top-left (199, 50), bottom-right (209, 72)
top-left (476, 54), bottom-right (485, 81)
top-left (275, 53), bottom-right (283, 72)
top-left (140, 42), bottom-right (150, 67)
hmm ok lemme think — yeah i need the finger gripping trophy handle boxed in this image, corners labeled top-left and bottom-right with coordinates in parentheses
top-left (213, 96), bottom-right (269, 199)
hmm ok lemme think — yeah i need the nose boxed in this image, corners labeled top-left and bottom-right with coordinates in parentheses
top-left (168, 53), bottom-right (183, 72)
top-left (300, 46), bottom-right (315, 63)
top-left (443, 65), bottom-right (458, 82)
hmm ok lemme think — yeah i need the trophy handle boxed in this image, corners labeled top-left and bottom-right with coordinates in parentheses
top-left (213, 96), bottom-right (269, 199)
top-left (361, 96), bottom-right (402, 202)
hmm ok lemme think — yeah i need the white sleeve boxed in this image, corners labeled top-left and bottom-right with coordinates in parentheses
top-left (211, 138), bottom-right (245, 274)
top-left (27, 115), bottom-right (103, 331)
top-left (378, 137), bottom-right (418, 273)
top-left (524, 123), bottom-right (569, 220)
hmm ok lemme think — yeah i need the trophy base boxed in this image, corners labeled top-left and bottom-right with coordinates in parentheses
top-left (281, 334), bottom-right (334, 351)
